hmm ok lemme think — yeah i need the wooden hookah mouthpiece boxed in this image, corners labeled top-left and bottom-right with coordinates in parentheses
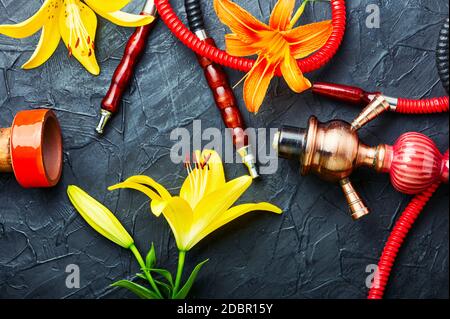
top-left (185, 0), bottom-right (259, 178)
top-left (96, 0), bottom-right (158, 134)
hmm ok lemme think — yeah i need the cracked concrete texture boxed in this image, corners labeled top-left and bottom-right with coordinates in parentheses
top-left (0, 0), bottom-right (448, 299)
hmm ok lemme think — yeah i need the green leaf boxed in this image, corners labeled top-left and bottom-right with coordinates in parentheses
top-left (155, 279), bottom-right (173, 297)
top-left (174, 259), bottom-right (209, 299)
top-left (145, 243), bottom-right (156, 269)
top-left (111, 279), bottom-right (160, 299)
top-left (150, 268), bottom-right (174, 287)
top-left (136, 273), bottom-right (147, 280)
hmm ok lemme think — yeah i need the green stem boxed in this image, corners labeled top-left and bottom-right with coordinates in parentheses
top-left (173, 250), bottom-right (186, 298)
top-left (130, 244), bottom-right (163, 299)
top-left (289, 0), bottom-right (328, 29)
top-left (289, 0), bottom-right (309, 29)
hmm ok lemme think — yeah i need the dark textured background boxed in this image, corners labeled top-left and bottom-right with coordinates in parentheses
top-left (0, 0), bottom-right (448, 299)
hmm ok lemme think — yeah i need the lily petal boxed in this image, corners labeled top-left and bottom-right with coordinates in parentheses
top-left (225, 33), bottom-right (259, 57)
top-left (180, 149), bottom-right (226, 205)
top-left (124, 175), bottom-right (172, 201)
top-left (269, 0), bottom-right (295, 31)
top-left (214, 0), bottom-right (270, 43)
top-left (280, 49), bottom-right (311, 93)
top-left (161, 197), bottom-right (194, 251)
top-left (108, 178), bottom-right (171, 217)
top-left (22, 14), bottom-right (61, 69)
top-left (191, 176), bottom-right (252, 241)
top-left (22, 23), bottom-right (61, 69)
top-left (86, 0), bottom-right (154, 27)
top-left (284, 20), bottom-right (333, 59)
top-left (84, 0), bottom-right (131, 12)
top-left (123, 175), bottom-right (172, 216)
top-left (67, 185), bottom-right (134, 249)
top-left (187, 202), bottom-right (282, 249)
top-left (243, 57), bottom-right (278, 113)
top-left (0, 0), bottom-right (52, 38)
top-left (109, 181), bottom-right (162, 201)
top-left (59, 1), bottom-right (99, 75)
top-left (201, 149), bottom-right (226, 190)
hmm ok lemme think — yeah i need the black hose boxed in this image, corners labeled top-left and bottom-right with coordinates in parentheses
top-left (436, 17), bottom-right (449, 94)
top-left (184, 0), bottom-right (206, 33)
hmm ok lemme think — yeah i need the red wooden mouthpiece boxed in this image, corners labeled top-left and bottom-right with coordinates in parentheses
top-left (96, 12), bottom-right (157, 134)
top-left (312, 82), bottom-right (380, 105)
top-left (195, 38), bottom-right (258, 178)
top-left (195, 38), bottom-right (248, 148)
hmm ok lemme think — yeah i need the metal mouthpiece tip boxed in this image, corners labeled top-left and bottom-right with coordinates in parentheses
top-left (350, 123), bottom-right (361, 132)
top-left (237, 146), bottom-right (260, 179)
top-left (351, 207), bottom-right (370, 221)
top-left (95, 110), bottom-right (112, 135)
top-left (247, 163), bottom-right (260, 179)
top-left (142, 0), bottom-right (157, 16)
top-left (272, 131), bottom-right (280, 154)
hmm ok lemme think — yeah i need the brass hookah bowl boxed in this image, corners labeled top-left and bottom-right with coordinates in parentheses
top-left (273, 98), bottom-right (449, 220)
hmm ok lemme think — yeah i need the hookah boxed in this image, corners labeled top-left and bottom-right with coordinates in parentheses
top-left (272, 116), bottom-right (449, 298)
top-left (272, 116), bottom-right (449, 219)
top-left (150, 0), bottom-right (449, 299)
top-left (271, 15), bottom-right (449, 299)
top-left (0, 109), bottom-right (63, 188)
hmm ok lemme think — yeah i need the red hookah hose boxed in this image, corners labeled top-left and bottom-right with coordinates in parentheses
top-left (396, 97), bottom-right (449, 114)
top-left (154, 0), bottom-right (346, 75)
top-left (368, 150), bottom-right (449, 299)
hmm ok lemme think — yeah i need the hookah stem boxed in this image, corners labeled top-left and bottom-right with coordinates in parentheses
top-left (96, 1), bottom-right (158, 134)
top-left (184, 0), bottom-right (258, 178)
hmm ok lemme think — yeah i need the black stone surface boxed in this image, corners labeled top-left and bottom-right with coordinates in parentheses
top-left (0, 0), bottom-right (448, 299)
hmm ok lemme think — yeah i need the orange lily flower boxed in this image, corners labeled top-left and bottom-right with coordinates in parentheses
top-left (214, 0), bottom-right (333, 113)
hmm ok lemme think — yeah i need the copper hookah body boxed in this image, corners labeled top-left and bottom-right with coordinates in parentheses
top-left (274, 116), bottom-right (449, 220)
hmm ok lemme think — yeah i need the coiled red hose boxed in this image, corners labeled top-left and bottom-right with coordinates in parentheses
top-left (154, 0), bottom-right (346, 75)
top-left (396, 97), bottom-right (449, 114)
top-left (368, 150), bottom-right (449, 299)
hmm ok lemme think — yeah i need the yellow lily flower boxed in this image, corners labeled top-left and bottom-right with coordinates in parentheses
top-left (109, 150), bottom-right (282, 251)
top-left (0, 0), bottom-right (154, 75)
top-left (67, 185), bottom-right (134, 249)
